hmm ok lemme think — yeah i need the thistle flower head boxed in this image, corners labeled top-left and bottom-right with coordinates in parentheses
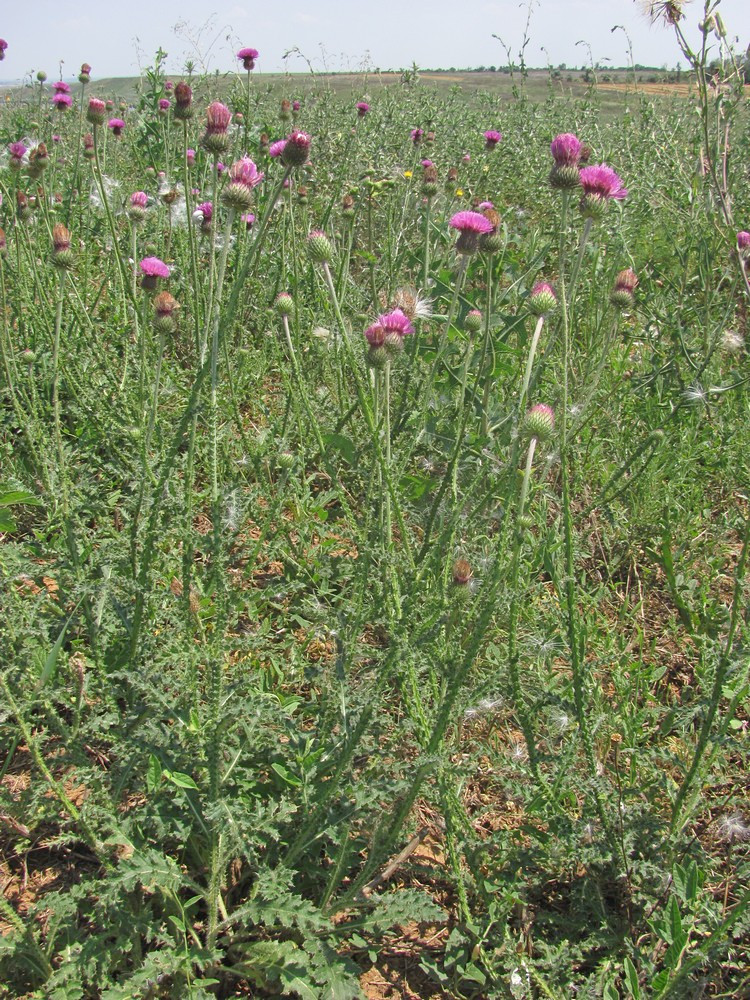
top-left (410, 127), bottom-right (424, 144)
top-left (87, 97), bottom-right (106, 125)
top-left (306, 229), bottom-right (333, 263)
top-left (523, 403), bottom-right (555, 442)
top-left (53, 81), bottom-right (71, 94)
top-left (529, 282), bottom-right (557, 316)
top-left (52, 93), bottom-right (72, 110)
top-left (737, 231), bottom-right (750, 258)
top-left (389, 287), bottom-right (434, 321)
top-left (153, 291), bottom-right (179, 332)
top-left (241, 212), bottom-right (256, 229)
top-left (551, 132), bottom-right (582, 166)
top-left (193, 201), bottom-right (213, 231)
top-left (282, 130), bottom-right (311, 167)
top-left (79, 62), bottom-right (91, 83)
top-left (174, 81), bottom-right (193, 120)
top-left (222, 157), bottom-right (264, 210)
top-left (140, 256), bottom-right (170, 289)
top-left (269, 139), bottom-right (287, 158)
top-left (579, 164), bottom-right (627, 218)
top-left (275, 291), bottom-right (294, 316)
top-left (450, 209), bottom-right (494, 254)
top-left (611, 268), bottom-right (638, 309)
top-left (484, 129), bottom-right (502, 149)
top-left (356, 101), bottom-right (370, 116)
top-left (127, 190), bottom-right (149, 222)
top-left (715, 812), bottom-right (750, 844)
top-left (51, 223), bottom-right (74, 269)
top-left (0, 40), bottom-right (7, 60)
top-left (638, 1), bottom-right (689, 26)
top-left (108, 118), bottom-right (125, 136)
top-left (8, 141), bottom-right (27, 165)
top-left (202, 102), bottom-right (232, 153)
top-left (465, 310), bottom-right (483, 332)
top-left (237, 46), bottom-right (259, 70)
top-left (158, 98), bottom-right (171, 111)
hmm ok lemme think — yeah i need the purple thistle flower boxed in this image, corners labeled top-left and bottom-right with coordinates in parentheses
top-left (237, 46), bottom-right (259, 70)
top-left (52, 93), bottom-right (72, 109)
top-left (158, 98), bottom-right (171, 111)
top-left (165, 80), bottom-right (173, 91)
top-left (194, 201), bottom-right (213, 227)
top-left (108, 118), bottom-right (125, 136)
top-left (292, 100), bottom-right (301, 112)
top-left (478, 200), bottom-right (494, 210)
top-left (550, 133), bottom-right (582, 167)
top-left (8, 141), bottom-right (27, 161)
top-left (216, 162), bottom-right (225, 175)
top-left (228, 156), bottom-right (263, 188)
top-left (130, 191), bottom-right (148, 209)
top-left (52, 80), bottom-right (71, 94)
top-left (223, 157), bottom-right (264, 209)
top-left (737, 231), bottom-right (750, 252)
top-left (269, 139), bottom-right (287, 158)
top-left (140, 256), bottom-right (170, 289)
top-left (450, 210), bottom-right (494, 255)
top-left (579, 164), bottom-right (627, 201)
top-left (365, 308), bottom-right (414, 342)
top-left (450, 211), bottom-right (494, 234)
top-left (186, 148), bottom-right (196, 165)
top-left (206, 101), bottom-right (231, 133)
top-left (241, 212), bottom-right (256, 229)
top-left (0, 39), bottom-right (7, 61)
top-left (484, 129), bottom-right (502, 149)
top-left (356, 101), bottom-right (370, 116)
top-left (140, 256), bottom-right (170, 278)
top-left (411, 128), bottom-right (424, 144)
top-left (421, 158), bottom-right (434, 167)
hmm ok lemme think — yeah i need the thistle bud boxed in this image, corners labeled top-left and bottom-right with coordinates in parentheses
top-left (87, 97), bottom-right (107, 126)
top-left (282, 131), bottom-right (311, 167)
top-left (279, 99), bottom-right (292, 122)
top-left (452, 558), bottom-right (473, 587)
top-left (523, 404), bottom-right (555, 442)
top-left (153, 291), bottom-right (179, 333)
top-left (479, 207), bottom-right (503, 253)
top-left (82, 133), bottom-right (95, 160)
top-left (174, 81), bottom-right (193, 120)
top-left (421, 164), bottom-right (439, 198)
top-left (306, 229), bottom-right (333, 263)
top-left (275, 292), bottom-right (294, 316)
top-left (79, 63), bottom-right (91, 84)
top-left (201, 101), bottom-right (231, 154)
top-left (16, 191), bottom-right (32, 223)
top-left (52, 223), bottom-right (75, 270)
top-left (528, 282), bottom-right (557, 316)
top-left (610, 268), bottom-right (638, 310)
top-left (465, 309), bottom-right (482, 333)
top-left (342, 193), bottom-right (355, 218)
top-left (127, 190), bottom-right (149, 224)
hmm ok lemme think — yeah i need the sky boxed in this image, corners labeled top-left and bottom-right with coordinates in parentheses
top-left (1, 0), bottom-right (749, 82)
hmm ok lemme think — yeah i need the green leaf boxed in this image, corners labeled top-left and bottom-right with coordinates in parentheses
top-left (623, 956), bottom-right (640, 998)
top-left (322, 433), bottom-right (356, 466)
top-left (165, 769), bottom-right (199, 790)
top-left (146, 754), bottom-right (163, 794)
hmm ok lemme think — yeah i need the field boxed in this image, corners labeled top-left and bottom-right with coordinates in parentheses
top-left (1, 43), bottom-right (749, 1000)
